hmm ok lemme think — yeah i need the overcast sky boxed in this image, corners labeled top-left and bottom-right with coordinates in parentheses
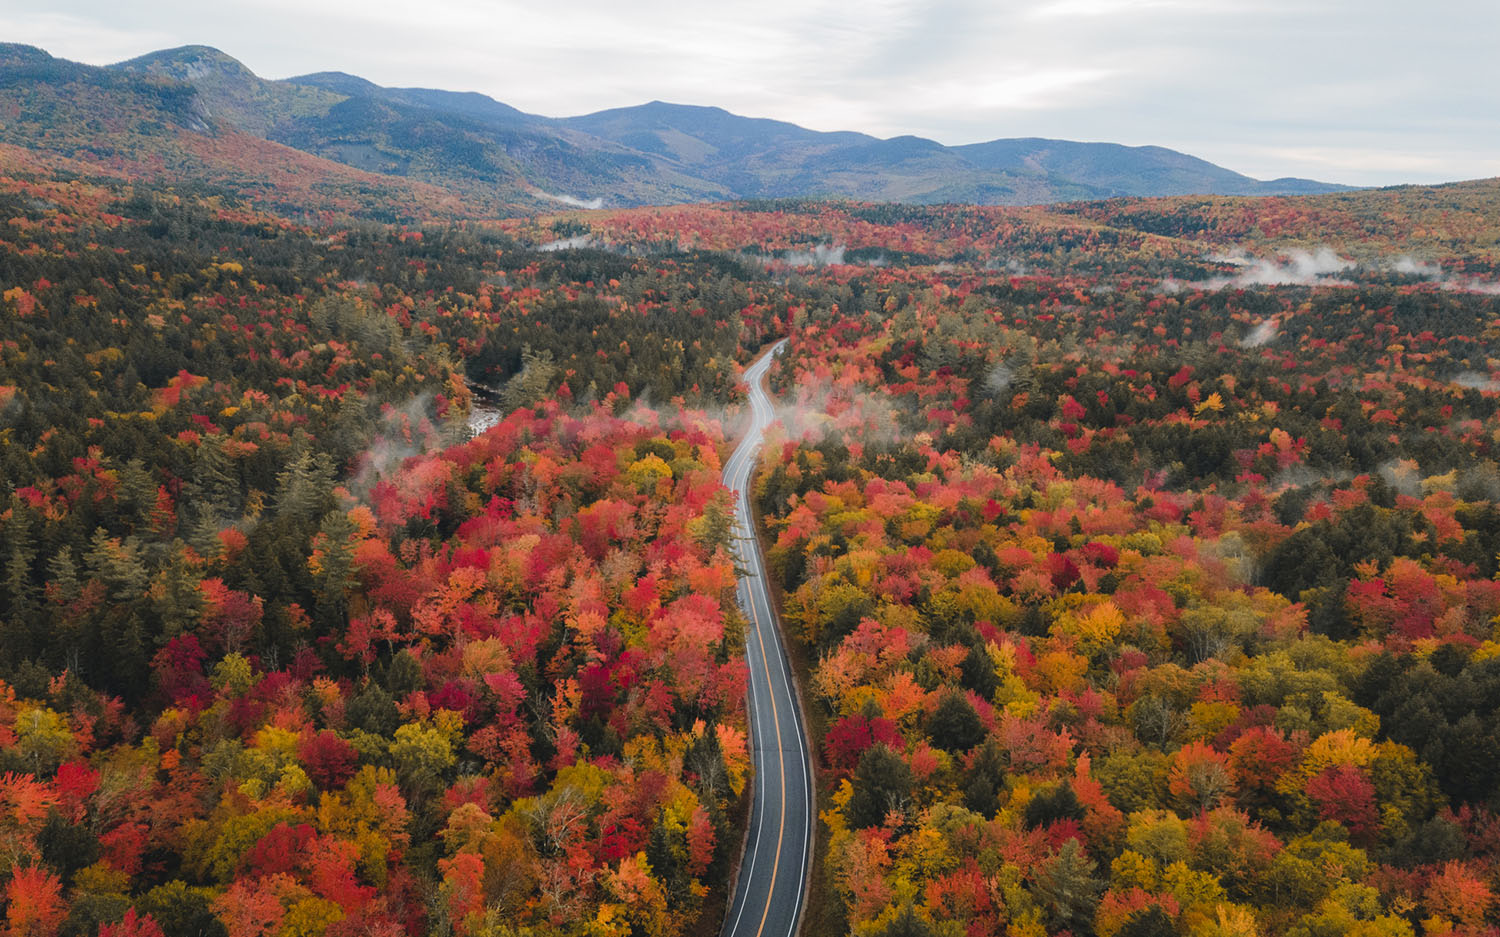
top-left (3, 0), bottom-right (1496, 187)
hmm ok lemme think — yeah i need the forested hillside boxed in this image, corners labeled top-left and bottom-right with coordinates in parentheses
top-left (0, 42), bottom-right (1346, 221)
top-left (536, 194), bottom-right (1500, 936)
top-left (3, 152), bottom-right (1500, 936)
top-left (0, 165), bottom-right (791, 936)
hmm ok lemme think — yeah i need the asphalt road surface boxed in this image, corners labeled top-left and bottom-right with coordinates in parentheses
top-left (721, 339), bottom-right (813, 937)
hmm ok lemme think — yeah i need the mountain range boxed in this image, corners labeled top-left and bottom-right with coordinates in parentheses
top-left (0, 42), bottom-right (1350, 218)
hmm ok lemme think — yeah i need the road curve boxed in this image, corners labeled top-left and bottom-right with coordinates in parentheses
top-left (721, 339), bottom-right (813, 937)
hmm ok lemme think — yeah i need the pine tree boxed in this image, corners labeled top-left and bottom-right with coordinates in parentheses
top-left (273, 450), bottom-right (335, 525)
top-left (46, 549), bottom-right (80, 604)
top-left (501, 344), bottom-right (558, 411)
top-left (929, 691), bottom-right (985, 753)
top-left (847, 744), bottom-right (914, 829)
top-left (188, 435), bottom-right (241, 521)
top-left (117, 457), bottom-right (158, 530)
top-left (1033, 838), bottom-right (1101, 935)
top-left (154, 541), bottom-right (203, 642)
top-left (313, 508), bottom-right (358, 631)
top-left (4, 505), bottom-right (39, 625)
top-left (84, 528), bottom-right (149, 603)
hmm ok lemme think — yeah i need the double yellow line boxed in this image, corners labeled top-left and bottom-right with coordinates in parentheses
top-left (725, 340), bottom-right (804, 937)
top-left (745, 580), bottom-right (787, 937)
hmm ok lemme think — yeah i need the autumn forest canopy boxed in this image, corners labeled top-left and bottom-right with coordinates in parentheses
top-left (5, 147), bottom-right (1500, 937)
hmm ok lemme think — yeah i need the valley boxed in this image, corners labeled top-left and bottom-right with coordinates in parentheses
top-left (0, 59), bottom-right (1498, 935)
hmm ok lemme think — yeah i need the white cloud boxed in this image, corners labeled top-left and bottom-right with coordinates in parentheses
top-left (780, 244), bottom-right (846, 267)
top-left (1240, 319), bottom-right (1277, 348)
top-left (1025, 0), bottom-right (1212, 20)
top-left (1207, 142), bottom-right (1500, 186)
top-left (911, 68), bottom-right (1115, 112)
top-left (1189, 248), bottom-right (1353, 290)
top-left (1392, 257), bottom-right (1441, 278)
top-left (535, 190), bottom-right (604, 210)
top-left (0, 11), bottom-right (174, 63)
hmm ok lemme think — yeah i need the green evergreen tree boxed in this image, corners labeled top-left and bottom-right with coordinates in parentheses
top-left (501, 344), bottom-right (558, 411)
top-left (1033, 838), bottom-right (1101, 935)
top-left (928, 690), bottom-right (985, 753)
top-left (847, 744), bottom-right (914, 829)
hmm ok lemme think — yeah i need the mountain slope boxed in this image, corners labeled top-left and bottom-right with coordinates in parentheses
top-left (0, 42), bottom-right (1352, 217)
top-left (954, 137), bottom-right (1337, 198)
top-left (564, 101), bottom-right (1349, 203)
top-left (562, 101), bottom-right (871, 163)
top-left (561, 102), bottom-right (1050, 202)
top-left (112, 45), bottom-right (343, 137)
top-left (0, 42), bottom-right (214, 144)
top-left (118, 48), bottom-right (721, 206)
top-left (0, 44), bottom-right (516, 221)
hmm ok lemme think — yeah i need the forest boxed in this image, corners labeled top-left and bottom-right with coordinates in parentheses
top-left (4, 156), bottom-right (1500, 937)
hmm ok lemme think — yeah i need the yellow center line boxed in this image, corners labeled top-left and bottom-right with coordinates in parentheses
top-left (746, 572), bottom-right (787, 937)
top-left (726, 343), bottom-right (791, 937)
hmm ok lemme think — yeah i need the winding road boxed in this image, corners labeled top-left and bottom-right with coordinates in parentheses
top-left (721, 339), bottom-right (813, 937)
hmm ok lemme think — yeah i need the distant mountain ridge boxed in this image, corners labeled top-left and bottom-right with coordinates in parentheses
top-left (0, 43), bottom-right (1352, 216)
